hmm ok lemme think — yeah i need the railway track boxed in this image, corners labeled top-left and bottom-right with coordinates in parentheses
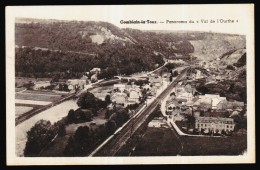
top-left (92, 68), bottom-right (189, 156)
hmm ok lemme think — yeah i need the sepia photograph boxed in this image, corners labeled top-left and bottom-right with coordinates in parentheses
top-left (6, 4), bottom-right (255, 165)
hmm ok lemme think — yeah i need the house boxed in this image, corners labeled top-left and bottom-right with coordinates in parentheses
top-left (33, 81), bottom-right (51, 90)
top-left (195, 117), bottom-right (235, 133)
top-left (128, 88), bottom-right (142, 104)
top-left (91, 74), bottom-right (98, 82)
top-left (199, 94), bottom-right (227, 109)
top-left (216, 100), bottom-right (229, 111)
top-left (176, 92), bottom-right (193, 102)
top-left (226, 101), bottom-right (245, 109)
top-left (184, 84), bottom-right (195, 93)
top-left (148, 75), bottom-right (163, 96)
top-left (148, 117), bottom-right (167, 128)
top-left (113, 84), bottom-right (126, 92)
top-left (67, 79), bottom-right (87, 90)
top-left (193, 97), bottom-right (212, 111)
top-left (166, 100), bottom-right (180, 112)
top-left (193, 110), bottom-right (201, 117)
top-left (123, 82), bottom-right (142, 104)
top-left (195, 70), bottom-right (202, 79)
top-left (111, 92), bottom-right (128, 107)
top-left (176, 98), bottom-right (188, 105)
top-left (80, 75), bottom-right (89, 84)
top-left (151, 76), bottom-right (163, 89)
top-left (142, 84), bottom-right (151, 90)
top-left (174, 84), bottom-right (186, 95)
top-left (90, 68), bottom-right (101, 74)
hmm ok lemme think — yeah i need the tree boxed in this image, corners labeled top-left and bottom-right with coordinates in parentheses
top-left (63, 136), bottom-right (76, 156)
top-left (105, 95), bottom-right (111, 104)
top-left (67, 109), bottom-right (75, 123)
top-left (77, 91), bottom-right (96, 109)
top-left (165, 63), bottom-right (175, 70)
top-left (65, 126), bottom-right (91, 156)
top-left (173, 71), bottom-right (178, 77)
top-left (169, 76), bottom-right (173, 82)
top-left (106, 120), bottom-right (117, 134)
top-left (58, 124), bottom-right (66, 137)
top-left (78, 109), bottom-right (92, 122)
top-left (186, 115), bottom-right (195, 129)
top-left (24, 120), bottom-right (56, 156)
top-left (226, 65), bottom-right (235, 70)
top-left (74, 126), bottom-right (90, 144)
top-left (170, 92), bottom-right (176, 96)
top-left (105, 110), bottom-right (112, 119)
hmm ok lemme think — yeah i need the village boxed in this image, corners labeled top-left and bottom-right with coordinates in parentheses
top-left (16, 52), bottom-right (247, 136)
top-left (163, 65), bottom-right (246, 136)
top-left (15, 54), bottom-right (248, 157)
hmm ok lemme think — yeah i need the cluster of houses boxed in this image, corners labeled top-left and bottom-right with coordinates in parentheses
top-left (33, 81), bottom-right (51, 90)
top-left (110, 82), bottom-right (143, 107)
top-left (196, 59), bottom-right (238, 81)
top-left (28, 68), bottom-right (102, 92)
top-left (166, 82), bottom-right (245, 133)
top-left (107, 73), bottom-right (164, 107)
top-left (148, 73), bottom-right (163, 96)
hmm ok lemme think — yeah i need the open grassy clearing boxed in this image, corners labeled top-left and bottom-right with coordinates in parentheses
top-left (22, 90), bottom-right (63, 95)
top-left (180, 133), bottom-right (247, 155)
top-left (15, 106), bottom-right (34, 118)
top-left (15, 77), bottom-right (51, 87)
top-left (15, 87), bottom-right (26, 92)
top-left (131, 127), bottom-right (180, 156)
top-left (16, 93), bottom-right (62, 102)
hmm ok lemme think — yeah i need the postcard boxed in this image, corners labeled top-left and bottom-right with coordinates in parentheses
top-left (6, 4), bottom-right (255, 165)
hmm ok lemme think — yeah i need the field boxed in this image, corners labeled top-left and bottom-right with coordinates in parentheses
top-left (180, 134), bottom-right (247, 155)
top-left (15, 77), bottom-right (51, 87)
top-left (118, 122), bottom-right (247, 156)
top-left (15, 87), bottom-right (26, 92)
top-left (16, 92), bottom-right (62, 102)
top-left (15, 106), bottom-right (33, 118)
top-left (131, 127), bottom-right (180, 156)
top-left (15, 89), bottom-right (65, 119)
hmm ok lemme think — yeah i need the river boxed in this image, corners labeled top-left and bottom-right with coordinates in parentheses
top-left (15, 99), bottom-right (79, 157)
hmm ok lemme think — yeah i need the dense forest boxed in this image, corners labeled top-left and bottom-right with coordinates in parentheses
top-left (15, 19), bottom-right (198, 78)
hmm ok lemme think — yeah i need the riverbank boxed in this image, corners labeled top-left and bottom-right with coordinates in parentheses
top-left (16, 99), bottom-right (79, 157)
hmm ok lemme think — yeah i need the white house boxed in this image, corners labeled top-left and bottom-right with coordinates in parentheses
top-left (176, 92), bottom-right (193, 102)
top-left (149, 74), bottom-right (162, 89)
top-left (128, 88), bottom-right (142, 104)
top-left (90, 68), bottom-right (101, 74)
top-left (91, 74), bottom-right (98, 82)
top-left (195, 117), bottom-right (235, 133)
top-left (199, 94), bottom-right (227, 109)
top-left (113, 84), bottom-right (126, 92)
top-left (67, 79), bottom-right (87, 90)
top-left (111, 92), bottom-right (128, 107)
top-left (33, 81), bottom-right (51, 90)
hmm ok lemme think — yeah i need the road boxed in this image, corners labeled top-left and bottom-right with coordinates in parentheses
top-left (92, 67), bottom-right (189, 156)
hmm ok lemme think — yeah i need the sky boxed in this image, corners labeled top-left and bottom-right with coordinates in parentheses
top-left (7, 5), bottom-right (253, 35)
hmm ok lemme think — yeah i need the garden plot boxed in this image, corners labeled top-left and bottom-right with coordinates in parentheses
top-left (15, 106), bottom-right (33, 118)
